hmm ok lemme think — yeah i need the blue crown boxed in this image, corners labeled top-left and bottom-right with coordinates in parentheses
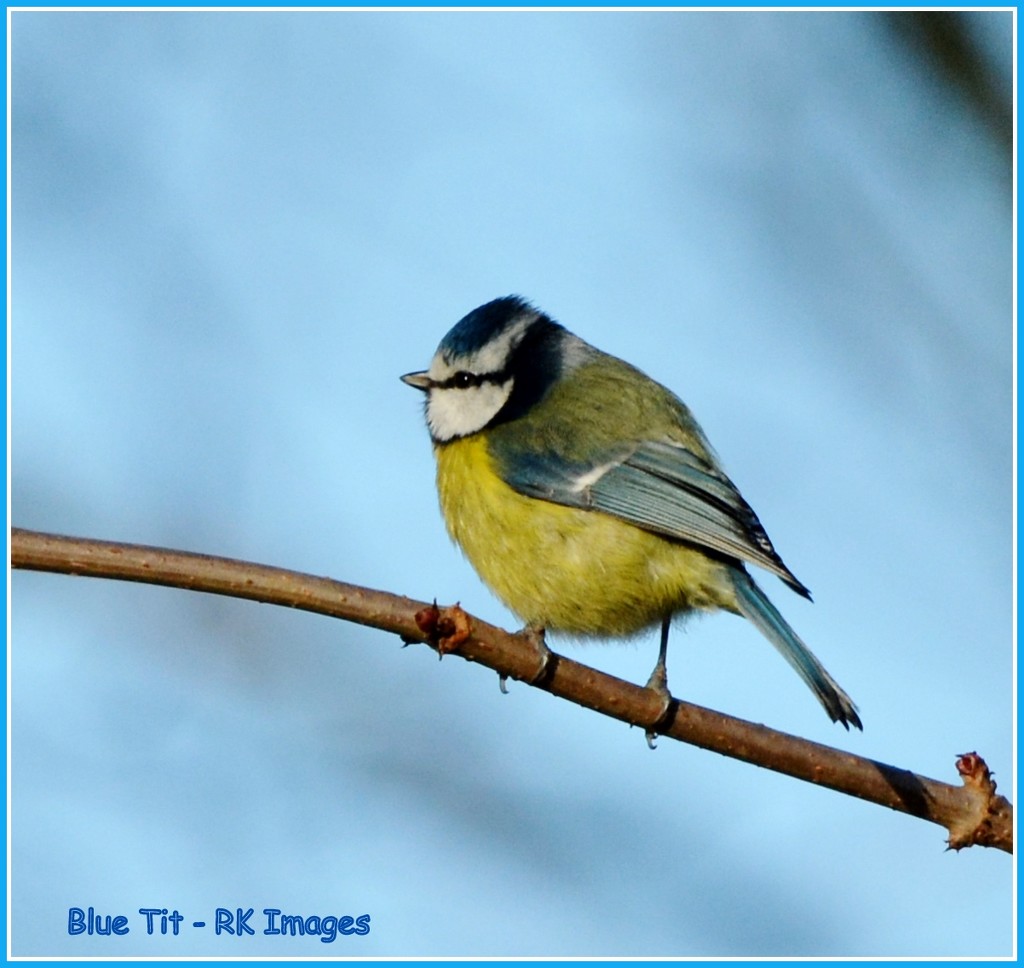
top-left (440, 295), bottom-right (538, 358)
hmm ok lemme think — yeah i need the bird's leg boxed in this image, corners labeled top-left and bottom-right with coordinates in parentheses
top-left (646, 617), bottom-right (671, 693)
top-left (644, 617), bottom-right (674, 748)
top-left (499, 625), bottom-right (554, 692)
top-left (521, 625), bottom-right (553, 683)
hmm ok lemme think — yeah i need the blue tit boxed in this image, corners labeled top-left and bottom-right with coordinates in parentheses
top-left (401, 295), bottom-right (861, 730)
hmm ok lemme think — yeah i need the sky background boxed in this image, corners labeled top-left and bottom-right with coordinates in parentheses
top-left (10, 8), bottom-right (1014, 959)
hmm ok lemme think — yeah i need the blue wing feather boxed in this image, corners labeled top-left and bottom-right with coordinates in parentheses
top-left (495, 437), bottom-right (810, 598)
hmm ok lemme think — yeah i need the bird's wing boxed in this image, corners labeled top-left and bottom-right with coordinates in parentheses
top-left (494, 437), bottom-right (810, 598)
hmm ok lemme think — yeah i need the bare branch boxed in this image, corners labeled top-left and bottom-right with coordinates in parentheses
top-left (11, 527), bottom-right (1012, 854)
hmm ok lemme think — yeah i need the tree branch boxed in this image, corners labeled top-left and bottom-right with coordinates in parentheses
top-left (11, 527), bottom-right (1012, 854)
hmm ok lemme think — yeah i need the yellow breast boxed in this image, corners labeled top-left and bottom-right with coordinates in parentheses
top-left (434, 434), bottom-right (737, 637)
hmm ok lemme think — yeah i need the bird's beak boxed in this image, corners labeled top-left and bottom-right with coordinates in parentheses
top-left (401, 371), bottom-right (433, 392)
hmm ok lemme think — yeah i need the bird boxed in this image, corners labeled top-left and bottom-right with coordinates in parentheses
top-left (401, 295), bottom-right (861, 731)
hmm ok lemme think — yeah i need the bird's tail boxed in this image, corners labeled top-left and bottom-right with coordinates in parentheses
top-left (731, 569), bottom-right (862, 730)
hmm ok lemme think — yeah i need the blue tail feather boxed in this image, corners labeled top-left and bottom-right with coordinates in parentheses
top-left (731, 569), bottom-right (862, 730)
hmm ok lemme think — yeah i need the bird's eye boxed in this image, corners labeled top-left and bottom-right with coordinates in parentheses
top-left (452, 371), bottom-right (476, 389)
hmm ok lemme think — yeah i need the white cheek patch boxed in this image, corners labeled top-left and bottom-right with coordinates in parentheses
top-left (427, 380), bottom-right (513, 441)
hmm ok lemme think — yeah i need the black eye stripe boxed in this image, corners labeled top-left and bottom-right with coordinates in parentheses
top-left (441, 369), bottom-right (510, 390)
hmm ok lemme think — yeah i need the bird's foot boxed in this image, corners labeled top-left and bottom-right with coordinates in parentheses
top-left (512, 625), bottom-right (554, 688)
top-left (643, 654), bottom-right (674, 749)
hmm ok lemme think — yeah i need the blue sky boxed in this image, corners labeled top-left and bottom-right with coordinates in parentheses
top-left (11, 9), bottom-right (1013, 958)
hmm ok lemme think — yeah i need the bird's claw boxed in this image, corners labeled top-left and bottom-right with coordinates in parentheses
top-left (643, 653), bottom-right (673, 749)
top-left (520, 626), bottom-right (553, 685)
